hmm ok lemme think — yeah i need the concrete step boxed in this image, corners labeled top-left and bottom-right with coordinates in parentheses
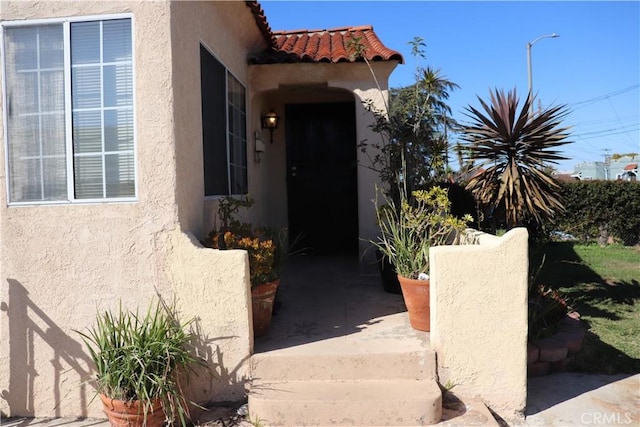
top-left (438, 393), bottom-right (499, 426)
top-left (250, 349), bottom-right (437, 382)
top-left (248, 378), bottom-right (442, 426)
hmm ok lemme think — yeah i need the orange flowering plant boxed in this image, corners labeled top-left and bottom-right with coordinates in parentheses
top-left (202, 196), bottom-right (291, 288)
top-left (220, 230), bottom-right (279, 286)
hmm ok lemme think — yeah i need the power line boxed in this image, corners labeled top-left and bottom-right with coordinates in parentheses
top-left (607, 97), bottom-right (636, 146)
top-left (571, 123), bottom-right (639, 138)
top-left (572, 115), bottom-right (637, 127)
top-left (569, 84), bottom-right (639, 107)
top-left (572, 126), bottom-right (640, 141)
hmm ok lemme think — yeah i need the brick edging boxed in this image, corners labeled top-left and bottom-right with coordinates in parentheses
top-left (527, 312), bottom-right (584, 377)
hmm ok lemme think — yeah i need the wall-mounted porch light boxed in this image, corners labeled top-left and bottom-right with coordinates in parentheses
top-left (261, 110), bottom-right (279, 143)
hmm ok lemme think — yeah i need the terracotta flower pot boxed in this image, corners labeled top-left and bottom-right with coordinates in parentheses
top-left (376, 250), bottom-right (402, 294)
top-left (251, 279), bottom-right (280, 337)
top-left (99, 393), bottom-right (165, 427)
top-left (397, 274), bottom-right (431, 331)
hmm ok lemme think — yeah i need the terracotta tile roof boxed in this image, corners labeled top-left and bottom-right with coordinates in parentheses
top-left (554, 173), bottom-right (580, 182)
top-left (244, 1), bottom-right (402, 64)
top-left (245, 1), bottom-right (276, 46)
top-left (248, 25), bottom-right (404, 65)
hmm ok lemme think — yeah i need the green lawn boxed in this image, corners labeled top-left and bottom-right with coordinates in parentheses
top-left (533, 242), bottom-right (640, 374)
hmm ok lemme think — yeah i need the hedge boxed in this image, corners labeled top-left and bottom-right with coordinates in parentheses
top-left (555, 180), bottom-right (640, 246)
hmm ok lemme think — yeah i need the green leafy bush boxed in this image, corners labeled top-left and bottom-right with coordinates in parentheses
top-left (555, 181), bottom-right (640, 245)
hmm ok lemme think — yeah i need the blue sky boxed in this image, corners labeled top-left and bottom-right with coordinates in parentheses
top-left (260, 1), bottom-right (640, 172)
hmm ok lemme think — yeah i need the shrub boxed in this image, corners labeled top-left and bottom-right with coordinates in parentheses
top-left (207, 228), bottom-right (281, 286)
top-left (555, 181), bottom-right (640, 245)
top-left (529, 284), bottom-right (569, 340)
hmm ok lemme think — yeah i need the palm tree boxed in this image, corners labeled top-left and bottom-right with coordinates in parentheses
top-left (356, 37), bottom-right (460, 199)
top-left (459, 89), bottom-right (571, 230)
top-left (382, 66), bottom-right (460, 192)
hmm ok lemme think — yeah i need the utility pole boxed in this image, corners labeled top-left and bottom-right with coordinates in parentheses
top-left (527, 33), bottom-right (559, 114)
top-left (443, 110), bottom-right (449, 172)
top-left (603, 149), bottom-right (611, 180)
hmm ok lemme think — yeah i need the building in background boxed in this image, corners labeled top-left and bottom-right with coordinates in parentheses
top-left (572, 154), bottom-right (637, 181)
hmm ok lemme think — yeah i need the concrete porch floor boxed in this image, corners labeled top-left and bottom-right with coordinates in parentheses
top-left (254, 254), bottom-right (430, 355)
top-left (248, 254), bottom-right (448, 426)
top-left (248, 255), bottom-right (502, 426)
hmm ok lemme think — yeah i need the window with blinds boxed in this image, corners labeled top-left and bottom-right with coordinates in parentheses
top-left (2, 16), bottom-right (135, 204)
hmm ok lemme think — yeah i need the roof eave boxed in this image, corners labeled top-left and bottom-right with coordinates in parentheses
top-left (245, 0), bottom-right (276, 47)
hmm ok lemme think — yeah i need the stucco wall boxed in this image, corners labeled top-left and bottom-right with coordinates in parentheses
top-left (0, 0), bottom-right (402, 418)
top-left (161, 230), bottom-right (252, 414)
top-left (0, 1), bottom-right (253, 419)
top-left (169, 0), bottom-right (267, 236)
top-left (429, 228), bottom-right (529, 416)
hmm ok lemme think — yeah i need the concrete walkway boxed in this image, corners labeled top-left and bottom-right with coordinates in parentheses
top-left (520, 372), bottom-right (640, 426)
top-left (4, 370), bottom-right (638, 426)
top-left (254, 255), bottom-right (640, 426)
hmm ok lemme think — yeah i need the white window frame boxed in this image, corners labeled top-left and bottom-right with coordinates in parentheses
top-left (226, 71), bottom-right (248, 196)
top-left (200, 41), bottom-right (248, 199)
top-left (1, 13), bottom-right (137, 206)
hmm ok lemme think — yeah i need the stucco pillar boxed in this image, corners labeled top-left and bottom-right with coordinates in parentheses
top-left (429, 228), bottom-right (529, 417)
top-left (352, 90), bottom-right (387, 275)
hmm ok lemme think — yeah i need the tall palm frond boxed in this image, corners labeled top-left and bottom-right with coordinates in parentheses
top-left (460, 88), bottom-right (572, 229)
top-left (383, 67), bottom-right (460, 187)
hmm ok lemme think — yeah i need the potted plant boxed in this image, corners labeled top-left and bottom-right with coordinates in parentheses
top-left (203, 196), bottom-right (291, 337)
top-left (211, 227), bottom-right (286, 337)
top-left (372, 185), bottom-right (471, 331)
top-left (77, 300), bottom-right (198, 427)
top-left (354, 39), bottom-right (461, 293)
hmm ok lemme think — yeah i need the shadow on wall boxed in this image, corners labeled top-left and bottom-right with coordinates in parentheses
top-left (0, 279), bottom-right (248, 420)
top-left (186, 320), bottom-right (250, 419)
top-left (1, 279), bottom-right (94, 418)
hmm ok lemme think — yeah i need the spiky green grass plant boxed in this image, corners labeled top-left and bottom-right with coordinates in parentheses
top-left (77, 300), bottom-right (197, 426)
top-left (373, 186), bottom-right (472, 279)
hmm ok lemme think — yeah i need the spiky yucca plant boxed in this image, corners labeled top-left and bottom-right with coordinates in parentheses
top-left (460, 89), bottom-right (571, 229)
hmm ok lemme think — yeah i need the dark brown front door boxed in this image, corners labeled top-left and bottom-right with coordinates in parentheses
top-left (286, 102), bottom-right (358, 255)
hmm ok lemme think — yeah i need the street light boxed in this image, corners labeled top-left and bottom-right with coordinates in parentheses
top-left (526, 33), bottom-right (559, 111)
